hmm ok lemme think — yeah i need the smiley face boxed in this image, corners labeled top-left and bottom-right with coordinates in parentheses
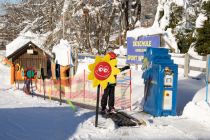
top-left (94, 62), bottom-right (112, 80)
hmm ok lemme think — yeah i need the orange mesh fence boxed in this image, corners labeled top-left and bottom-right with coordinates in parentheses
top-left (36, 70), bottom-right (132, 110)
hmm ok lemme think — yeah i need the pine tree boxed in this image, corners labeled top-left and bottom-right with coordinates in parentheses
top-left (195, 1), bottom-right (210, 55)
top-left (165, 4), bottom-right (183, 30)
top-left (176, 29), bottom-right (195, 53)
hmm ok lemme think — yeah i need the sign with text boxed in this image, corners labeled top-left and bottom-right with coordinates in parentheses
top-left (126, 35), bottom-right (160, 64)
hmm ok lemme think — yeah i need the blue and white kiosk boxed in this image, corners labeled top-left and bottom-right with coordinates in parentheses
top-left (126, 33), bottom-right (178, 116)
top-left (142, 47), bottom-right (178, 116)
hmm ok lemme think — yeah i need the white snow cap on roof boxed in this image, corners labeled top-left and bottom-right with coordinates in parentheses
top-left (52, 39), bottom-right (74, 66)
top-left (6, 31), bottom-right (51, 57)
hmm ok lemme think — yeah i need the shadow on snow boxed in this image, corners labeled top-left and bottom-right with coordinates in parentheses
top-left (0, 107), bottom-right (94, 140)
top-left (176, 74), bottom-right (206, 115)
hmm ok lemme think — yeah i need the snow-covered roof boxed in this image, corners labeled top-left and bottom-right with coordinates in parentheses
top-left (52, 39), bottom-right (74, 66)
top-left (6, 31), bottom-right (52, 58)
top-left (126, 26), bottom-right (163, 39)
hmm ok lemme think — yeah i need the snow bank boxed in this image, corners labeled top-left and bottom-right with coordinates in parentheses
top-left (52, 39), bottom-right (74, 66)
top-left (0, 50), bottom-right (5, 63)
top-left (76, 57), bottom-right (94, 75)
top-left (0, 63), bottom-right (10, 87)
top-left (114, 46), bottom-right (127, 57)
top-left (0, 50), bottom-right (5, 57)
top-left (183, 85), bottom-right (210, 126)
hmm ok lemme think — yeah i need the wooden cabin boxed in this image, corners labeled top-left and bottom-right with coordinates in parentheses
top-left (6, 39), bottom-right (52, 84)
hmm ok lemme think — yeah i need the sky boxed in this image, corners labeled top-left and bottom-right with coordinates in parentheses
top-left (0, 0), bottom-right (21, 4)
top-left (0, 0), bottom-right (21, 15)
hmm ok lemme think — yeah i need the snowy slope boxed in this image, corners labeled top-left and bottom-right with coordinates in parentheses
top-left (70, 69), bottom-right (210, 139)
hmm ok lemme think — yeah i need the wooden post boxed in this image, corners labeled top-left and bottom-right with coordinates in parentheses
top-left (184, 53), bottom-right (190, 77)
top-left (59, 78), bottom-right (62, 105)
top-left (206, 55), bottom-right (210, 83)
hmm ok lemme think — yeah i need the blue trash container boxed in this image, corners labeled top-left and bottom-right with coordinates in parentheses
top-left (142, 47), bottom-right (178, 116)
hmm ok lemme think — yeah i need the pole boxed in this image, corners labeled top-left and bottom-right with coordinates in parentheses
top-left (14, 66), bottom-right (16, 88)
top-left (50, 79), bottom-right (52, 100)
top-left (31, 78), bottom-right (33, 97)
top-left (205, 78), bottom-right (208, 103)
top-left (43, 79), bottom-right (45, 100)
top-left (129, 69), bottom-right (132, 111)
top-left (31, 70), bottom-right (33, 97)
top-left (39, 64), bottom-right (41, 92)
top-left (70, 76), bottom-right (72, 99)
top-left (206, 55), bottom-right (210, 82)
top-left (206, 54), bottom-right (210, 103)
top-left (59, 78), bottom-right (62, 105)
top-left (95, 85), bottom-right (100, 127)
top-left (184, 53), bottom-right (190, 77)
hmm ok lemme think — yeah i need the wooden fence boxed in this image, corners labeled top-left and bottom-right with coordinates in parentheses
top-left (170, 53), bottom-right (207, 78)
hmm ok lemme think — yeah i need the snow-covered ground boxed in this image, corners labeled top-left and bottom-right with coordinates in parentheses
top-left (1, 58), bottom-right (210, 139)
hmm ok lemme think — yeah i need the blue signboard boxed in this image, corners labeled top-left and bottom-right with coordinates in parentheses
top-left (126, 35), bottom-right (160, 64)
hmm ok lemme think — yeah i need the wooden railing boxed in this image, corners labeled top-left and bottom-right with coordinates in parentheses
top-left (170, 53), bottom-right (207, 77)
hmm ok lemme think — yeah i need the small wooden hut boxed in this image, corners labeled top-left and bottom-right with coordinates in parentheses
top-left (6, 31), bottom-right (52, 84)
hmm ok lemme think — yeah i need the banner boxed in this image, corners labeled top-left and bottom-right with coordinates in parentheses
top-left (126, 35), bottom-right (160, 64)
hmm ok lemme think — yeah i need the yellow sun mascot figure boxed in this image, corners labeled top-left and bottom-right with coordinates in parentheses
top-left (89, 52), bottom-right (126, 116)
top-left (88, 53), bottom-right (120, 89)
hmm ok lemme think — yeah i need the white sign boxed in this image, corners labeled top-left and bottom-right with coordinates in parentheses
top-left (27, 49), bottom-right (34, 54)
top-left (163, 90), bottom-right (172, 110)
top-left (164, 75), bottom-right (173, 87)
